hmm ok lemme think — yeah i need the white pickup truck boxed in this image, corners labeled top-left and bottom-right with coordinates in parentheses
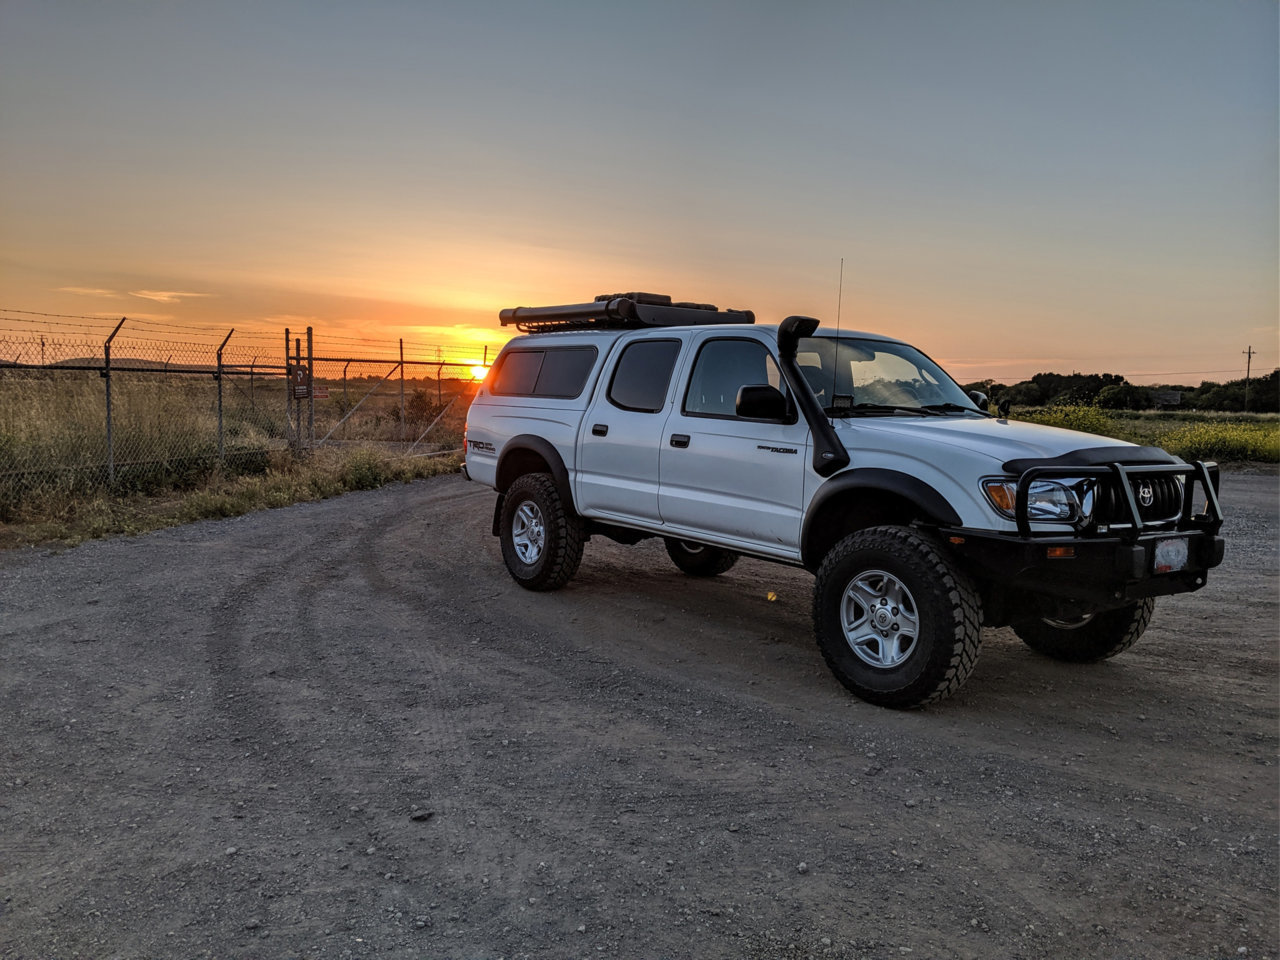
top-left (463, 293), bottom-right (1224, 708)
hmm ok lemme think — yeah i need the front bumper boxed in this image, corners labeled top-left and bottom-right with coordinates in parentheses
top-left (944, 527), bottom-right (1225, 604)
top-left (946, 458), bottom-right (1225, 606)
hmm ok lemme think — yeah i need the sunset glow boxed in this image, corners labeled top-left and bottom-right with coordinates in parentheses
top-left (0, 2), bottom-right (1274, 382)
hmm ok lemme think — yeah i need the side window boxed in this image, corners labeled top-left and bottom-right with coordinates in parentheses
top-left (607, 339), bottom-right (681, 413)
top-left (684, 339), bottom-right (784, 418)
top-left (530, 346), bottom-right (597, 398)
top-left (490, 346), bottom-right (598, 398)
top-left (491, 350), bottom-right (543, 396)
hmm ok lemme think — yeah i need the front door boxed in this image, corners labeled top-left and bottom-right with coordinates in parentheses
top-left (659, 336), bottom-right (809, 553)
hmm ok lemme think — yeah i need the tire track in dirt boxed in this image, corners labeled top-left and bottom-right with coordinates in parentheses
top-left (187, 482), bottom-right (505, 947)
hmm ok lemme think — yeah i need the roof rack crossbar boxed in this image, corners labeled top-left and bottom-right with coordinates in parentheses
top-left (499, 295), bottom-right (754, 333)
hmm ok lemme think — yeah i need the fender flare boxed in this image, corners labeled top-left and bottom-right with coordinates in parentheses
top-left (495, 433), bottom-right (574, 507)
top-left (801, 468), bottom-right (963, 568)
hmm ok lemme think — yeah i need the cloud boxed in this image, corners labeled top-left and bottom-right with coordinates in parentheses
top-left (58, 286), bottom-right (122, 298)
top-left (129, 290), bottom-right (213, 304)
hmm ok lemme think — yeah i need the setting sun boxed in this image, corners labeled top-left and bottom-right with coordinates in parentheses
top-left (470, 364), bottom-right (490, 380)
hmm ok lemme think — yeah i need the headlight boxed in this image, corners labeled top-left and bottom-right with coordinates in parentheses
top-left (982, 478), bottom-right (1095, 523)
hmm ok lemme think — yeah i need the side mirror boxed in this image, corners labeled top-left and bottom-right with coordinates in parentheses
top-left (996, 398), bottom-right (1011, 418)
top-left (968, 390), bottom-right (989, 412)
top-left (736, 384), bottom-right (789, 421)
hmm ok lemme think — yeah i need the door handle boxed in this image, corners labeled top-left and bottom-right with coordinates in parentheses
top-left (591, 424), bottom-right (608, 436)
top-left (670, 434), bottom-right (690, 448)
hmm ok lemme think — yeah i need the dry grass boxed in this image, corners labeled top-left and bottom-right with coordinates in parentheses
top-left (0, 447), bottom-right (460, 549)
top-left (0, 368), bottom-right (473, 547)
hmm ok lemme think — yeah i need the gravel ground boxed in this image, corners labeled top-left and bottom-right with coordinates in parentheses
top-left (1, 470), bottom-right (1276, 960)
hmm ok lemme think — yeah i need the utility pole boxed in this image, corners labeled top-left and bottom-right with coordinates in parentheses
top-left (1243, 345), bottom-right (1255, 411)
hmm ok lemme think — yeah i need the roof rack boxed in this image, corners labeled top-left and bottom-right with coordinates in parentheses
top-left (499, 292), bottom-right (755, 334)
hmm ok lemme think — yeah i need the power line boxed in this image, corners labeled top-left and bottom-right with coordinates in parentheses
top-left (1125, 368), bottom-right (1245, 379)
top-left (968, 367), bottom-right (1250, 383)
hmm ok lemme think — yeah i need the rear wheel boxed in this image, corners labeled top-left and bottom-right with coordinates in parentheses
top-left (499, 473), bottom-right (584, 591)
top-left (664, 538), bottom-right (738, 577)
top-left (813, 525), bottom-right (982, 708)
top-left (1013, 599), bottom-right (1154, 662)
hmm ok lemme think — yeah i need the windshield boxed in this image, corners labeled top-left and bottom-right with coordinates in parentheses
top-left (796, 336), bottom-right (981, 416)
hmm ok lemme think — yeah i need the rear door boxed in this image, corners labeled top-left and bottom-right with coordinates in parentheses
top-left (574, 335), bottom-right (685, 524)
top-left (658, 334), bottom-right (809, 553)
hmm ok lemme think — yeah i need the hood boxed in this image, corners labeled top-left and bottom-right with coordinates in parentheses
top-left (833, 415), bottom-right (1136, 470)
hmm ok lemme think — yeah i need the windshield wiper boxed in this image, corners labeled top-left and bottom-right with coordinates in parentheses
top-left (826, 402), bottom-right (940, 418)
top-left (919, 402), bottom-right (984, 416)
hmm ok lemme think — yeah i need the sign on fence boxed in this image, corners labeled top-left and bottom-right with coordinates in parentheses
top-left (290, 365), bottom-right (311, 398)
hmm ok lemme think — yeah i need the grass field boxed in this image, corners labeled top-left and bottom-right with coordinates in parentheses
top-left (1015, 405), bottom-right (1280, 462)
top-left (0, 368), bottom-right (472, 545)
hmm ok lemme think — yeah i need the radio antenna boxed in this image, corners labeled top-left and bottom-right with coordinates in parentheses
top-left (836, 257), bottom-right (844, 328)
top-left (829, 257), bottom-right (844, 405)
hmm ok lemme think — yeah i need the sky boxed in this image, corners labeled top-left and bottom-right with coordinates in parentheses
top-left (0, 0), bottom-right (1275, 381)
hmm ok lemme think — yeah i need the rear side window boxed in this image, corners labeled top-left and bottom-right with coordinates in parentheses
top-left (490, 346), bottom-right (598, 398)
top-left (608, 339), bottom-right (681, 413)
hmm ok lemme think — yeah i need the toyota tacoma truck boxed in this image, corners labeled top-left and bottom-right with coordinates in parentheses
top-left (462, 293), bottom-right (1224, 708)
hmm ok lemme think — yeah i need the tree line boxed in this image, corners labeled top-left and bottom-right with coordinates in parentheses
top-left (961, 368), bottom-right (1280, 413)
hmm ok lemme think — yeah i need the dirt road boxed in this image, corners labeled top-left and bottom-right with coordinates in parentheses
top-left (1, 471), bottom-right (1276, 960)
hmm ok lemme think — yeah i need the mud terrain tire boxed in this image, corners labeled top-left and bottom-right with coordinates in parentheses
top-left (664, 539), bottom-right (739, 577)
top-left (1013, 599), bottom-right (1155, 662)
top-left (500, 473), bottom-right (585, 591)
top-left (813, 525), bottom-right (982, 708)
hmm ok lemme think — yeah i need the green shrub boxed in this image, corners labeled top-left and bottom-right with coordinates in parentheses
top-left (340, 449), bottom-right (387, 490)
top-left (1159, 422), bottom-right (1280, 463)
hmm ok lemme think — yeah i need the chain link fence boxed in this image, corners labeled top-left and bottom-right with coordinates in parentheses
top-left (283, 327), bottom-right (480, 456)
top-left (0, 314), bottom-right (489, 514)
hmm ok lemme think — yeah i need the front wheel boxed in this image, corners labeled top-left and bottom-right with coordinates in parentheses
top-left (499, 473), bottom-right (585, 591)
top-left (1013, 599), bottom-right (1154, 662)
top-left (813, 526), bottom-right (982, 709)
top-left (664, 538), bottom-right (738, 577)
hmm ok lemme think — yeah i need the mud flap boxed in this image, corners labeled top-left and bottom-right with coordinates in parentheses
top-left (491, 494), bottom-right (505, 537)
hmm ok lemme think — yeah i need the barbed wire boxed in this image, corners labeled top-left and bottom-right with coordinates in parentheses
top-left (0, 308), bottom-right (121, 321)
top-left (0, 308), bottom-right (496, 366)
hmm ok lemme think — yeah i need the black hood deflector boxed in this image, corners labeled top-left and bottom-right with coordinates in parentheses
top-left (1003, 445), bottom-right (1180, 476)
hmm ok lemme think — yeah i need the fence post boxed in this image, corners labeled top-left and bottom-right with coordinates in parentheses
top-left (307, 326), bottom-right (315, 447)
top-left (216, 328), bottom-right (234, 464)
top-left (103, 317), bottom-right (126, 485)
top-left (294, 336), bottom-right (303, 453)
top-left (399, 338), bottom-right (406, 443)
top-left (284, 327), bottom-right (292, 450)
top-left (436, 362), bottom-right (444, 405)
